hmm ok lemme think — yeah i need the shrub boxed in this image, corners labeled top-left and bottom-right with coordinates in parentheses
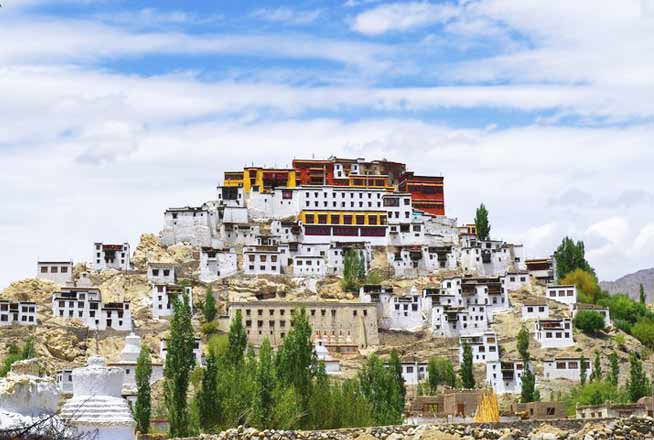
top-left (201, 321), bottom-right (220, 335)
top-left (631, 318), bottom-right (654, 349)
top-left (573, 311), bottom-right (606, 333)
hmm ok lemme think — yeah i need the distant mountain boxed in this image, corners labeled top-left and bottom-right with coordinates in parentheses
top-left (600, 268), bottom-right (654, 302)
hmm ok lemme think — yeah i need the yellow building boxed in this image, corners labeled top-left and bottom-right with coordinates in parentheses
top-left (299, 210), bottom-right (388, 226)
top-left (223, 167), bottom-right (296, 193)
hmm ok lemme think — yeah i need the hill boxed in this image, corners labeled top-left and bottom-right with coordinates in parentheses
top-left (600, 267), bottom-right (654, 302)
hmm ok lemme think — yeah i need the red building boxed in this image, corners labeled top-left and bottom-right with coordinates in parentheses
top-left (398, 172), bottom-right (445, 216)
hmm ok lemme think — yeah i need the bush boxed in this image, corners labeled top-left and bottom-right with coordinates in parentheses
top-left (201, 321), bottom-right (220, 335)
top-left (573, 311), bottom-right (606, 333)
top-left (631, 318), bottom-right (654, 349)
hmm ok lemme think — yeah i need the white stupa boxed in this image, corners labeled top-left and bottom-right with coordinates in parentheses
top-left (59, 355), bottom-right (136, 440)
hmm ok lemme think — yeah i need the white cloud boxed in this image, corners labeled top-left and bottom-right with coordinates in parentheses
top-left (351, 2), bottom-right (457, 35)
top-left (252, 7), bottom-right (322, 25)
top-left (632, 223), bottom-right (654, 256)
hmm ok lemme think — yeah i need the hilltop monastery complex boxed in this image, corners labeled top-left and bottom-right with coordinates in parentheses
top-left (12, 156), bottom-right (611, 400)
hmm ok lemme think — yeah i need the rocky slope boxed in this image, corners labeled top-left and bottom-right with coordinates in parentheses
top-left (600, 268), bottom-right (654, 302)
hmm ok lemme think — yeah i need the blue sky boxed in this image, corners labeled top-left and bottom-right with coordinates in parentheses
top-left (2, 0), bottom-right (654, 287)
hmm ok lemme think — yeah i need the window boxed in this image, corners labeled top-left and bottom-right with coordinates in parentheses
top-left (51, 267), bottom-right (58, 273)
top-left (40, 266), bottom-right (48, 273)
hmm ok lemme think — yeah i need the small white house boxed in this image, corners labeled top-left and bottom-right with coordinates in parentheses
top-left (373, 287), bottom-right (432, 332)
top-left (486, 360), bottom-right (524, 394)
top-left (56, 369), bottom-right (74, 394)
top-left (92, 242), bottom-right (131, 271)
top-left (432, 304), bottom-right (489, 337)
top-left (569, 303), bottom-right (611, 328)
top-left (151, 284), bottom-right (193, 319)
top-left (545, 285), bottom-right (577, 305)
top-left (293, 256), bottom-right (327, 277)
top-left (315, 339), bottom-right (340, 375)
top-left (397, 361), bottom-right (429, 385)
top-left (243, 245), bottom-right (284, 275)
top-left (459, 331), bottom-right (499, 364)
top-left (521, 300), bottom-right (550, 320)
top-left (160, 337), bottom-right (202, 365)
top-left (501, 271), bottom-right (530, 293)
top-left (543, 357), bottom-right (591, 382)
top-left (0, 300), bottom-right (37, 326)
top-left (199, 247), bottom-right (238, 282)
top-left (52, 287), bottom-right (132, 331)
top-left (535, 319), bottom-right (574, 348)
top-left (147, 263), bottom-right (177, 284)
top-left (36, 261), bottom-right (74, 285)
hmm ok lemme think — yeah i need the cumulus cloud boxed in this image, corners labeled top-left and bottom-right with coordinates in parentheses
top-left (351, 2), bottom-right (457, 35)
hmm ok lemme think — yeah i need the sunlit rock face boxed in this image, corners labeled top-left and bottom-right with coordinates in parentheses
top-left (0, 359), bottom-right (60, 430)
top-left (59, 356), bottom-right (136, 440)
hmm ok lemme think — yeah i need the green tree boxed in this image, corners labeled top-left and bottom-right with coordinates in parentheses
top-left (203, 286), bottom-right (217, 322)
top-left (1, 338), bottom-right (36, 378)
top-left (388, 350), bottom-right (406, 407)
top-left (520, 363), bottom-right (538, 403)
top-left (227, 310), bottom-right (248, 368)
top-left (574, 311), bottom-right (606, 333)
top-left (358, 355), bottom-right (404, 425)
top-left (275, 308), bottom-right (316, 415)
top-left (626, 352), bottom-right (651, 402)
top-left (561, 269), bottom-right (601, 303)
top-left (517, 325), bottom-right (530, 362)
top-left (554, 237), bottom-right (596, 281)
top-left (427, 357), bottom-right (456, 393)
top-left (252, 339), bottom-right (276, 429)
top-left (474, 203), bottom-right (491, 241)
top-left (135, 345), bottom-right (152, 433)
top-left (607, 351), bottom-right (619, 386)
top-left (640, 284), bottom-right (647, 304)
top-left (580, 354), bottom-right (588, 386)
top-left (307, 363), bottom-right (335, 429)
top-left (460, 342), bottom-right (475, 389)
top-left (590, 351), bottom-right (602, 382)
top-left (341, 250), bottom-right (364, 292)
top-left (164, 294), bottom-right (196, 438)
top-left (197, 353), bottom-right (220, 432)
top-left (631, 318), bottom-right (654, 348)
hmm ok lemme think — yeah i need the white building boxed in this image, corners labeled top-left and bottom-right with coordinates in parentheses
top-left (501, 271), bottom-right (530, 293)
top-left (486, 360), bottom-right (524, 394)
top-left (147, 263), bottom-right (177, 285)
top-left (365, 286), bottom-right (432, 332)
top-left (0, 301), bottom-right (37, 326)
top-left (92, 242), bottom-right (131, 271)
top-left (151, 284), bottom-right (193, 319)
top-left (459, 240), bottom-right (525, 277)
top-left (56, 369), bottom-right (74, 394)
top-left (160, 206), bottom-right (214, 247)
top-left (315, 339), bottom-right (340, 375)
top-left (243, 245), bottom-right (284, 275)
top-left (545, 285), bottom-right (577, 305)
top-left (397, 361), bottom-right (429, 385)
top-left (459, 331), bottom-right (499, 364)
top-left (160, 337), bottom-right (202, 365)
top-left (535, 319), bottom-right (574, 348)
top-left (431, 304), bottom-right (489, 337)
top-left (36, 261), bottom-right (73, 285)
top-left (389, 245), bottom-right (457, 277)
top-left (543, 357), bottom-right (591, 382)
top-left (107, 333), bottom-right (164, 390)
top-left (199, 247), bottom-right (238, 282)
top-left (52, 287), bottom-right (132, 331)
top-left (570, 303), bottom-right (611, 328)
top-left (521, 300), bottom-right (550, 320)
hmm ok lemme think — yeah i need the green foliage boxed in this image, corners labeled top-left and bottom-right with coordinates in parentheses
top-left (474, 203), bottom-right (491, 241)
top-left (520, 363), bottom-right (538, 403)
top-left (568, 381), bottom-right (627, 409)
top-left (341, 250), bottom-right (366, 292)
top-left (197, 353), bottom-right (220, 432)
top-left (358, 355), bottom-right (404, 426)
top-left (0, 338), bottom-right (36, 378)
top-left (460, 342), bottom-right (475, 389)
top-left (607, 351), bottom-right (619, 386)
top-left (631, 318), bottom-right (654, 349)
top-left (203, 286), bottom-right (217, 322)
top-left (427, 357), bottom-right (456, 393)
top-left (388, 350), bottom-right (406, 406)
top-left (227, 310), bottom-right (248, 367)
top-left (561, 269), bottom-right (601, 303)
top-left (574, 311), bottom-right (606, 334)
top-left (201, 321), bottom-right (220, 335)
top-left (554, 237), bottom-right (596, 281)
top-left (135, 345), bottom-right (152, 433)
top-left (252, 339), bottom-right (275, 429)
top-left (517, 325), bottom-right (530, 362)
top-left (590, 351), bottom-right (602, 382)
top-left (599, 294), bottom-right (652, 325)
top-left (164, 294), bottom-right (196, 438)
top-left (580, 354), bottom-right (588, 386)
top-left (640, 284), bottom-right (647, 305)
top-left (626, 352), bottom-right (651, 402)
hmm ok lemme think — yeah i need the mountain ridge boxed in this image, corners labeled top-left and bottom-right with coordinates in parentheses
top-left (600, 267), bottom-right (654, 302)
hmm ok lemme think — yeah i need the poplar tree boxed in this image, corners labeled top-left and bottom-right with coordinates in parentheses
top-left (227, 310), bottom-right (247, 368)
top-left (388, 350), bottom-right (406, 407)
top-left (626, 352), bottom-right (651, 402)
top-left (204, 286), bottom-right (217, 322)
top-left (591, 351), bottom-right (602, 382)
top-left (197, 353), bottom-right (220, 432)
top-left (640, 284), bottom-right (647, 305)
top-left (427, 357), bottom-right (456, 393)
top-left (460, 342), bottom-right (475, 389)
top-left (554, 237), bottom-right (596, 281)
top-left (134, 345), bottom-right (152, 434)
top-left (474, 203), bottom-right (491, 241)
top-left (520, 365), bottom-right (537, 403)
top-left (358, 355), bottom-right (404, 425)
top-left (607, 351), bottom-right (619, 386)
top-left (252, 339), bottom-right (275, 429)
top-left (517, 325), bottom-right (530, 362)
top-left (579, 354), bottom-right (588, 386)
top-left (164, 294), bottom-right (195, 438)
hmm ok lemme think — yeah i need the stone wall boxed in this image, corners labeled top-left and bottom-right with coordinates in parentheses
top-left (167, 417), bottom-right (654, 440)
